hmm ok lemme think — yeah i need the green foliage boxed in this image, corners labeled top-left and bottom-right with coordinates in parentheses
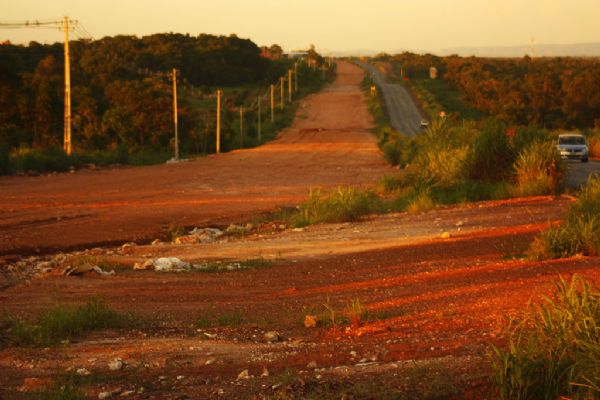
top-left (492, 275), bottom-right (600, 400)
top-left (9, 298), bottom-right (133, 347)
top-left (468, 121), bottom-right (515, 181)
top-left (377, 51), bottom-right (600, 129)
top-left (511, 140), bottom-right (564, 197)
top-left (0, 145), bottom-right (10, 174)
top-left (531, 176), bottom-right (600, 259)
top-left (28, 374), bottom-right (85, 400)
top-left (407, 76), bottom-right (482, 120)
top-left (289, 187), bottom-right (383, 227)
top-left (0, 34), bottom-right (332, 172)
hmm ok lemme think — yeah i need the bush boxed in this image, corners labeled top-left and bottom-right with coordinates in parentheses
top-left (531, 176), bottom-right (600, 259)
top-left (416, 144), bottom-right (470, 189)
top-left (468, 121), bottom-right (515, 182)
top-left (290, 187), bottom-right (382, 227)
top-left (9, 298), bottom-right (132, 347)
top-left (493, 275), bottom-right (600, 400)
top-left (511, 140), bottom-right (564, 197)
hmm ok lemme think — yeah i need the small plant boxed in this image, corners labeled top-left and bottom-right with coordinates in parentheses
top-left (321, 296), bottom-right (343, 328)
top-left (9, 298), bottom-right (134, 347)
top-left (166, 223), bottom-right (186, 241)
top-left (492, 275), bottom-right (600, 400)
top-left (30, 373), bottom-right (85, 400)
top-left (217, 311), bottom-right (244, 327)
top-left (346, 298), bottom-right (366, 327)
top-left (406, 191), bottom-right (435, 213)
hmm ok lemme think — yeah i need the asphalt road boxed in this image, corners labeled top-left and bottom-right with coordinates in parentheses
top-left (355, 61), bottom-right (424, 136)
top-left (565, 159), bottom-right (600, 188)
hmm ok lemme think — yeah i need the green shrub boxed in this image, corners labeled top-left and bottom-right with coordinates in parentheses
top-left (290, 187), bottom-right (382, 226)
top-left (493, 275), bottom-right (600, 400)
top-left (511, 140), bottom-right (564, 197)
top-left (416, 144), bottom-right (470, 189)
top-left (468, 121), bottom-right (515, 181)
top-left (406, 191), bottom-right (435, 213)
top-left (9, 298), bottom-right (132, 347)
top-left (531, 176), bottom-right (600, 259)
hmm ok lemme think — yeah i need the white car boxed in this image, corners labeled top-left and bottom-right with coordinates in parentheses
top-left (420, 119), bottom-right (429, 128)
top-left (556, 134), bottom-right (589, 163)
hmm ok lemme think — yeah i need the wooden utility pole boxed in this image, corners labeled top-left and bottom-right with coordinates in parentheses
top-left (279, 77), bottom-right (284, 110)
top-left (288, 70), bottom-right (292, 103)
top-left (239, 106), bottom-right (244, 149)
top-left (294, 63), bottom-right (298, 93)
top-left (63, 16), bottom-right (72, 155)
top-left (270, 84), bottom-right (274, 122)
top-left (172, 68), bottom-right (179, 159)
top-left (257, 97), bottom-right (262, 140)
top-left (216, 90), bottom-right (222, 154)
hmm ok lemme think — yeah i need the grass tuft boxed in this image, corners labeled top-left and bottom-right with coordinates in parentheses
top-left (289, 187), bottom-right (383, 227)
top-left (511, 140), bottom-right (564, 197)
top-left (492, 275), bottom-right (600, 400)
top-left (8, 298), bottom-right (134, 347)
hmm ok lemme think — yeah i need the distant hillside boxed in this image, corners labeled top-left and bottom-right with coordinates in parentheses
top-left (437, 42), bottom-right (600, 58)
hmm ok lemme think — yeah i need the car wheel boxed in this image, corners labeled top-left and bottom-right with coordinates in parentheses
top-left (582, 157), bottom-right (589, 163)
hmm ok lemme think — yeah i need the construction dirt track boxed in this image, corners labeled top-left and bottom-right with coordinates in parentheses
top-left (0, 61), bottom-right (393, 256)
top-left (1, 61), bottom-right (600, 399)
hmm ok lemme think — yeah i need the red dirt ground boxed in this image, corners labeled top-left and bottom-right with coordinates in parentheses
top-left (0, 61), bottom-right (393, 256)
top-left (1, 62), bottom-right (599, 400)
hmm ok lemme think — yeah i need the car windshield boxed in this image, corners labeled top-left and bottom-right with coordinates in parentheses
top-left (558, 136), bottom-right (586, 145)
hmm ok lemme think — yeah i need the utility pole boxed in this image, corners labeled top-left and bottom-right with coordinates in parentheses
top-left (294, 63), bottom-right (298, 93)
top-left (216, 90), bottom-right (222, 154)
top-left (270, 84), bottom-right (274, 122)
top-left (280, 77), bottom-right (284, 110)
top-left (257, 97), bottom-right (262, 141)
top-left (288, 69), bottom-right (292, 103)
top-left (239, 106), bottom-right (244, 149)
top-left (62, 16), bottom-right (72, 155)
top-left (172, 68), bottom-right (179, 159)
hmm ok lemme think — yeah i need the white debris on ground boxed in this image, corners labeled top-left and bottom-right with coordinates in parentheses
top-left (63, 264), bottom-right (115, 276)
top-left (174, 228), bottom-right (224, 244)
top-left (133, 258), bottom-right (262, 273)
top-left (152, 257), bottom-right (191, 272)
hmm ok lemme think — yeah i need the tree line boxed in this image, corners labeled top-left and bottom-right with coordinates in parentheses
top-left (377, 52), bottom-right (600, 129)
top-left (0, 33), bottom-right (299, 152)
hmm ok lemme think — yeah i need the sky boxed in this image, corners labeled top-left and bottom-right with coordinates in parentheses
top-left (1, 0), bottom-right (599, 54)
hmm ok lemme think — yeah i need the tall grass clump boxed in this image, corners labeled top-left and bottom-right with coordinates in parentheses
top-left (493, 275), bottom-right (600, 400)
top-left (9, 298), bottom-right (133, 347)
top-left (511, 140), bottom-right (564, 197)
top-left (290, 187), bottom-right (383, 227)
top-left (468, 121), bottom-right (515, 182)
top-left (531, 176), bottom-right (600, 259)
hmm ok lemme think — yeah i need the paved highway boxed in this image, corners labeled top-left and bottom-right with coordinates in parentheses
top-left (355, 61), bottom-right (425, 136)
top-left (565, 160), bottom-right (600, 188)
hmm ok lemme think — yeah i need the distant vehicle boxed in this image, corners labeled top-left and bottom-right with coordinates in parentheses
top-left (556, 133), bottom-right (589, 162)
top-left (420, 119), bottom-right (429, 128)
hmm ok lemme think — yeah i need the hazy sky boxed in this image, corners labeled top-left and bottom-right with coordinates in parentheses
top-left (1, 0), bottom-right (599, 53)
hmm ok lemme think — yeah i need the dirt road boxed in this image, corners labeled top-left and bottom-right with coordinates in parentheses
top-left (0, 61), bottom-right (393, 256)
top-left (355, 61), bottom-right (425, 135)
